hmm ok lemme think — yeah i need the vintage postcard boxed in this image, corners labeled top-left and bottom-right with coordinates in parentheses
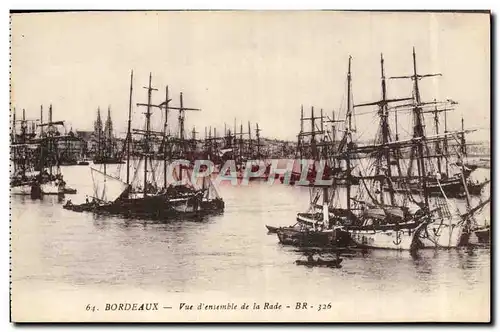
top-left (9, 10), bottom-right (491, 323)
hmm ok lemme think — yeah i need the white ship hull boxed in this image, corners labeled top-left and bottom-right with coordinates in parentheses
top-left (418, 220), bottom-right (467, 248)
top-left (348, 229), bottom-right (418, 250)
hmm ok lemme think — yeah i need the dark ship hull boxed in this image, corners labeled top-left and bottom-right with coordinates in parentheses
top-left (92, 156), bottom-right (124, 164)
top-left (474, 227), bottom-right (490, 244)
top-left (276, 226), bottom-right (351, 248)
top-left (64, 193), bottom-right (224, 220)
top-left (388, 176), bottom-right (482, 198)
top-left (295, 258), bottom-right (343, 268)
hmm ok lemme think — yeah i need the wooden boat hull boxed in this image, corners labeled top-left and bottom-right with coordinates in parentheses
top-left (295, 259), bottom-right (342, 268)
top-left (276, 227), bottom-right (350, 247)
top-left (63, 195), bottom-right (224, 220)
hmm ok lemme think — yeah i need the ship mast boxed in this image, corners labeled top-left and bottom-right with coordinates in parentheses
top-left (136, 72), bottom-right (158, 198)
top-left (161, 91), bottom-right (201, 179)
top-left (443, 106), bottom-right (449, 177)
top-left (12, 107), bottom-right (17, 173)
top-left (12, 107), bottom-right (16, 143)
top-left (126, 70), bottom-right (133, 185)
top-left (390, 47), bottom-right (442, 210)
top-left (48, 105), bottom-right (53, 176)
top-left (412, 48), bottom-right (429, 209)
top-left (21, 109), bottom-right (26, 175)
top-left (346, 56), bottom-right (352, 214)
top-left (40, 105), bottom-right (43, 137)
top-left (248, 121), bottom-right (252, 158)
top-left (179, 92), bottom-right (185, 142)
top-left (239, 123), bottom-right (243, 165)
top-left (311, 106), bottom-right (316, 160)
top-left (433, 99), bottom-right (442, 175)
top-left (163, 85), bottom-right (170, 189)
top-left (379, 54), bottom-right (395, 206)
top-left (298, 105), bottom-right (304, 158)
top-left (256, 123), bottom-right (261, 159)
top-left (461, 115), bottom-right (467, 156)
top-left (213, 127), bottom-right (217, 158)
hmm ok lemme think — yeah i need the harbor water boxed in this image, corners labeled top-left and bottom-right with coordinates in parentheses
top-left (11, 163), bottom-right (491, 321)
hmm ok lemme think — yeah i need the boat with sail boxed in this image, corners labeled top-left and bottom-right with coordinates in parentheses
top-left (64, 71), bottom-right (224, 219)
top-left (330, 54), bottom-right (431, 251)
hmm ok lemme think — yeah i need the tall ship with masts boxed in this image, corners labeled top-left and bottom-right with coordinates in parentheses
top-left (383, 48), bottom-right (490, 248)
top-left (64, 71), bottom-right (224, 218)
top-left (273, 49), bottom-right (489, 251)
top-left (11, 105), bottom-right (77, 198)
top-left (340, 49), bottom-right (489, 250)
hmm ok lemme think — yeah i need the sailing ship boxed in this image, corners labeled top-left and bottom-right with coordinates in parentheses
top-left (64, 71), bottom-right (224, 219)
top-left (274, 49), bottom-right (489, 251)
top-left (385, 48), bottom-right (488, 248)
top-left (344, 49), bottom-right (488, 250)
top-left (329, 54), bottom-right (433, 251)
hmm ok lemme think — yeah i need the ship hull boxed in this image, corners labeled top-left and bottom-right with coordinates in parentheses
top-left (416, 221), bottom-right (469, 248)
top-left (92, 157), bottom-right (124, 164)
top-left (346, 220), bottom-right (427, 250)
top-left (64, 194), bottom-right (224, 220)
top-left (276, 227), bottom-right (350, 247)
top-left (389, 177), bottom-right (473, 198)
top-left (473, 227), bottom-right (490, 244)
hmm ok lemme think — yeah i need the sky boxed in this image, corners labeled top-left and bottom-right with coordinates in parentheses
top-left (10, 11), bottom-right (490, 142)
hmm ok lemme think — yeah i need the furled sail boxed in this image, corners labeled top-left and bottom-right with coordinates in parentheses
top-left (90, 167), bottom-right (128, 202)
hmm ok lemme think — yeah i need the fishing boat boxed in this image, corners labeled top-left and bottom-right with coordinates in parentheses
top-left (275, 180), bottom-right (352, 248)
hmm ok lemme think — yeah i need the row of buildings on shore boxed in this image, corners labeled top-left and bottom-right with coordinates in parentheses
top-left (12, 105), bottom-right (300, 165)
top-left (12, 105), bottom-right (491, 165)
